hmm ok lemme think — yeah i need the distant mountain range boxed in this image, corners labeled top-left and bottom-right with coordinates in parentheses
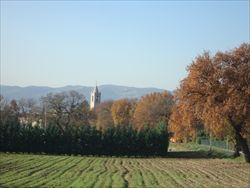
top-left (0, 85), bottom-right (166, 102)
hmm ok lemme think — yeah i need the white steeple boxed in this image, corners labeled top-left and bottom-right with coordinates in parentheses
top-left (90, 83), bottom-right (101, 109)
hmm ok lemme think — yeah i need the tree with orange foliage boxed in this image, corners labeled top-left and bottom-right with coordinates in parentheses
top-left (95, 101), bottom-right (114, 130)
top-left (133, 92), bottom-right (174, 130)
top-left (171, 44), bottom-right (250, 162)
top-left (169, 101), bottom-right (201, 143)
top-left (111, 99), bottom-right (136, 126)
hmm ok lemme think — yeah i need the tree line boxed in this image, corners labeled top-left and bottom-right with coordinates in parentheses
top-left (0, 119), bottom-right (169, 156)
top-left (0, 91), bottom-right (172, 156)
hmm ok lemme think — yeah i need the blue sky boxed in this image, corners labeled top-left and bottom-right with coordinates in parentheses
top-left (1, 1), bottom-right (249, 90)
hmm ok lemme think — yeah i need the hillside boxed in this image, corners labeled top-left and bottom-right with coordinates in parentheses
top-left (0, 84), bottom-right (165, 102)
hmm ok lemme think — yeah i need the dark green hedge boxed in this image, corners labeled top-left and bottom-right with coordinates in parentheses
top-left (0, 120), bottom-right (169, 156)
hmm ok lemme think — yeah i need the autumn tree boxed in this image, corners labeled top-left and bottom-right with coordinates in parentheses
top-left (41, 90), bottom-right (90, 132)
top-left (133, 92), bottom-right (174, 130)
top-left (111, 99), bottom-right (136, 126)
top-left (95, 101), bottom-right (114, 130)
top-left (169, 101), bottom-right (201, 143)
top-left (172, 44), bottom-right (250, 162)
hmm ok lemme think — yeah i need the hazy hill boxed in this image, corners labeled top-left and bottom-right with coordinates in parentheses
top-left (0, 85), bottom-right (165, 102)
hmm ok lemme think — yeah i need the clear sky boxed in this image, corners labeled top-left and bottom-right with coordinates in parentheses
top-left (1, 1), bottom-right (249, 90)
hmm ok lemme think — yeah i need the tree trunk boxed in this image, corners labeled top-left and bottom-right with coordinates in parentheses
top-left (234, 127), bottom-right (250, 163)
top-left (233, 140), bottom-right (240, 158)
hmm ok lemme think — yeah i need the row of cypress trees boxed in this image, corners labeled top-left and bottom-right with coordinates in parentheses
top-left (0, 119), bottom-right (169, 156)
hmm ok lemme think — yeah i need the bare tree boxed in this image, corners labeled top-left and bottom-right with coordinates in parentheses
top-left (41, 90), bottom-right (90, 132)
top-left (0, 97), bottom-right (20, 124)
top-left (18, 98), bottom-right (39, 124)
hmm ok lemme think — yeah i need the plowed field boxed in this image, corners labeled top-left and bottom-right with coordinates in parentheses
top-left (0, 153), bottom-right (249, 188)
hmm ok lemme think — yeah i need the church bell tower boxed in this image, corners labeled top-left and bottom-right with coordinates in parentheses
top-left (90, 84), bottom-right (101, 109)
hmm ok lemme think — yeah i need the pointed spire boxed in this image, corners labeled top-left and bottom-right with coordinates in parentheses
top-left (94, 81), bottom-right (98, 92)
top-left (90, 81), bottom-right (101, 109)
